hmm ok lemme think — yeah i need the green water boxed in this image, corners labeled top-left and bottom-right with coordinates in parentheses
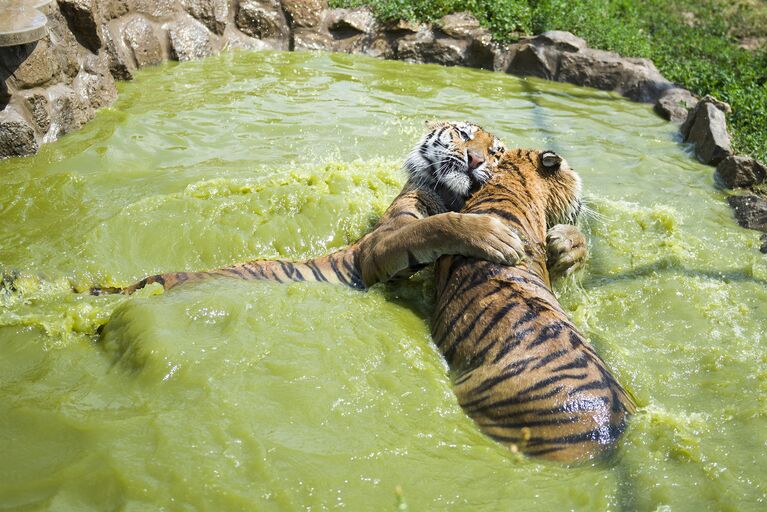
top-left (1, 51), bottom-right (765, 511)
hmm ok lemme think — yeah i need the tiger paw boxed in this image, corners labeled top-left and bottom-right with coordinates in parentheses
top-left (456, 213), bottom-right (525, 266)
top-left (546, 224), bottom-right (587, 279)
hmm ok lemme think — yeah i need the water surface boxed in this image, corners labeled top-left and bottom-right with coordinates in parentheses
top-left (1, 51), bottom-right (765, 511)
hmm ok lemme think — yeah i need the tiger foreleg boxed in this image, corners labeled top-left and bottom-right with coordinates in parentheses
top-left (361, 212), bottom-right (525, 286)
top-left (546, 224), bottom-right (588, 280)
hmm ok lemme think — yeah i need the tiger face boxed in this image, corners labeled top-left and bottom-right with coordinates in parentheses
top-left (404, 121), bottom-right (506, 209)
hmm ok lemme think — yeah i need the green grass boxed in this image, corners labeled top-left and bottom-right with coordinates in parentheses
top-left (331, 0), bottom-right (767, 163)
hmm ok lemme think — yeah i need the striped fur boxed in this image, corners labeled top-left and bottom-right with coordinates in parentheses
top-left (93, 122), bottom-right (522, 295)
top-left (432, 148), bottom-right (635, 462)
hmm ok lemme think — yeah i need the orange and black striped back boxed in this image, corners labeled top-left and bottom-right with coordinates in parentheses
top-left (432, 149), bottom-right (635, 462)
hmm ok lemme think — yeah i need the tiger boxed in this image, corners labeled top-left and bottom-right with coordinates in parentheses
top-left (92, 122), bottom-right (585, 296)
top-left (432, 148), bottom-right (635, 463)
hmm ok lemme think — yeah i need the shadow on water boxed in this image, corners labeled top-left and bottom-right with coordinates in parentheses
top-left (519, 78), bottom-right (566, 154)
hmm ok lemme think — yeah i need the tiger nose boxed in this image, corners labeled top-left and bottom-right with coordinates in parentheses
top-left (467, 150), bottom-right (485, 170)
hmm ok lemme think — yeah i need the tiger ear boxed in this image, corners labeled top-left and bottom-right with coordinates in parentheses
top-left (540, 151), bottom-right (562, 170)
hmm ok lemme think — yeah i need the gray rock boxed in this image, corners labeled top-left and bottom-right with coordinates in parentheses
top-left (365, 36), bottom-right (396, 59)
top-left (557, 51), bottom-right (672, 102)
top-left (681, 98), bottom-right (732, 165)
top-left (492, 44), bottom-right (514, 72)
top-left (508, 31), bottom-right (673, 102)
top-left (182, 0), bottom-right (228, 35)
top-left (1, 39), bottom-right (60, 89)
top-left (396, 27), bottom-right (435, 63)
top-left (322, 8), bottom-right (376, 54)
top-left (282, 0), bottom-right (327, 28)
top-left (57, 0), bottom-right (102, 52)
top-left (428, 37), bottom-right (470, 66)
top-left (20, 90), bottom-right (50, 132)
top-left (131, 0), bottom-right (180, 18)
top-left (716, 156), bottom-right (767, 188)
top-left (169, 16), bottom-right (214, 62)
top-left (236, 0), bottom-right (290, 50)
top-left (380, 19), bottom-right (420, 35)
top-left (0, 107), bottom-right (39, 158)
top-left (100, 0), bottom-right (130, 20)
top-left (700, 94), bottom-right (731, 114)
top-left (46, 84), bottom-right (85, 140)
top-left (435, 12), bottom-right (493, 69)
top-left (122, 16), bottom-right (164, 68)
top-left (534, 31), bottom-right (587, 51)
top-left (436, 12), bottom-right (488, 41)
top-left (508, 42), bottom-right (555, 79)
top-left (46, 9), bottom-right (82, 80)
top-left (101, 20), bottom-right (135, 80)
top-left (760, 233), bottom-right (767, 254)
top-left (395, 26), bottom-right (483, 67)
top-left (73, 52), bottom-right (118, 110)
top-left (654, 87), bottom-right (698, 123)
top-left (728, 195), bottom-right (767, 232)
top-left (221, 25), bottom-right (273, 51)
top-left (292, 28), bottom-right (334, 51)
top-left (328, 8), bottom-right (375, 35)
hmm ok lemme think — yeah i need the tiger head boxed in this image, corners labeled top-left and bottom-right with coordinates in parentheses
top-left (404, 121), bottom-right (506, 209)
top-left (482, 148), bottom-right (582, 230)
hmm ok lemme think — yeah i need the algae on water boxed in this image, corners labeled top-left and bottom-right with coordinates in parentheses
top-left (0, 51), bottom-right (765, 510)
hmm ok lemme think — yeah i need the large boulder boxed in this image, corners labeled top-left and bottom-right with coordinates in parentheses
top-left (182, 0), bottom-right (229, 35)
top-left (434, 12), bottom-right (494, 69)
top-left (169, 16), bottom-right (215, 62)
top-left (282, 0), bottom-right (327, 28)
top-left (121, 15), bottom-right (165, 69)
top-left (558, 52), bottom-right (671, 102)
top-left (47, 84), bottom-right (87, 139)
top-left (1, 39), bottom-right (61, 90)
top-left (71, 52), bottom-right (118, 118)
top-left (716, 156), bottom-right (767, 189)
top-left (728, 195), bottom-right (767, 232)
top-left (102, 20), bottom-right (136, 80)
top-left (507, 31), bottom-right (673, 102)
top-left (654, 87), bottom-right (698, 123)
top-left (681, 97), bottom-right (732, 165)
top-left (392, 13), bottom-right (495, 68)
top-left (328, 7), bottom-right (375, 34)
top-left (326, 8), bottom-right (376, 54)
top-left (236, 0), bottom-right (290, 50)
top-left (436, 12), bottom-right (487, 40)
top-left (19, 90), bottom-right (51, 133)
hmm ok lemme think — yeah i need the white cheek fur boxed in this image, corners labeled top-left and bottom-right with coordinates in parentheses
top-left (403, 123), bottom-right (485, 202)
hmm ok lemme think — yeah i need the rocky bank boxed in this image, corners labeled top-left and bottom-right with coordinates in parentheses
top-left (1, 0), bottom-right (765, 244)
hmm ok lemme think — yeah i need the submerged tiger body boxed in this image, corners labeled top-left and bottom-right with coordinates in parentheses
top-left (433, 148), bottom-right (635, 462)
top-left (94, 122), bottom-right (534, 295)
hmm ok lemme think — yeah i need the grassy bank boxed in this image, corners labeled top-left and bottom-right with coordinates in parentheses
top-left (332, 0), bottom-right (767, 163)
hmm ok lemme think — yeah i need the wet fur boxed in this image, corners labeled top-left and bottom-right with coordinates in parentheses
top-left (432, 148), bottom-right (635, 462)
